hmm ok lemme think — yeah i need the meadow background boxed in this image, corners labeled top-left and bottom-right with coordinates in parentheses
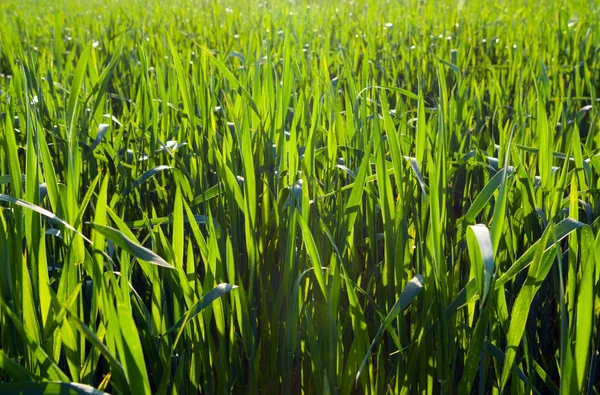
top-left (0, 0), bottom-right (599, 393)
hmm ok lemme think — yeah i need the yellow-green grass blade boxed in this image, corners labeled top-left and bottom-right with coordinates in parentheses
top-left (0, 296), bottom-right (69, 382)
top-left (562, 226), bottom-right (595, 393)
top-left (500, 223), bottom-right (556, 391)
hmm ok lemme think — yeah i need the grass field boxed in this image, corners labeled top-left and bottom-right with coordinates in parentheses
top-left (0, 0), bottom-right (599, 393)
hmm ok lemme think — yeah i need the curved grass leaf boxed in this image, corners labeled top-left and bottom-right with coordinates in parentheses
top-left (67, 309), bottom-right (129, 393)
top-left (122, 165), bottom-right (173, 195)
top-left (86, 222), bottom-right (173, 269)
top-left (0, 193), bottom-right (91, 244)
top-left (90, 123), bottom-right (110, 152)
top-left (189, 184), bottom-right (220, 206)
top-left (464, 167), bottom-right (513, 224)
top-left (163, 283), bottom-right (237, 336)
top-left (466, 224), bottom-right (494, 308)
top-left (356, 274), bottom-right (424, 383)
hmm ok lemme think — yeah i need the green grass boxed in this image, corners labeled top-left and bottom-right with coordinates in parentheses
top-left (0, 0), bottom-right (599, 393)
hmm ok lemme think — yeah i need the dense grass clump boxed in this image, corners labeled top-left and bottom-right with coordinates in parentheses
top-left (0, 0), bottom-right (599, 393)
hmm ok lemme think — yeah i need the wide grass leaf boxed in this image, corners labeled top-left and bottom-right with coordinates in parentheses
top-left (466, 224), bottom-right (494, 308)
top-left (87, 223), bottom-right (173, 269)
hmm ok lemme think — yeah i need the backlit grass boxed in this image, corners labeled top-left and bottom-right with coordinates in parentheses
top-left (0, 0), bottom-right (599, 393)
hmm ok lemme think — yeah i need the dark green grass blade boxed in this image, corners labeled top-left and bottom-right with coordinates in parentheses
top-left (0, 382), bottom-right (109, 395)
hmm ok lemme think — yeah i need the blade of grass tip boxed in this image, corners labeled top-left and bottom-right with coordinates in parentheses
top-left (89, 123), bottom-right (110, 152)
top-left (356, 274), bottom-right (424, 383)
top-left (463, 167), bottom-right (513, 224)
top-left (466, 224), bottom-right (494, 309)
top-left (490, 124), bottom-right (514, 257)
top-left (189, 184), bottom-right (220, 207)
top-left (104, 208), bottom-right (164, 285)
top-left (121, 165), bottom-right (174, 195)
top-left (406, 156), bottom-right (427, 198)
top-left (495, 218), bottom-right (585, 289)
top-left (458, 224), bottom-right (495, 393)
top-left (86, 223), bottom-right (173, 269)
top-left (163, 283), bottom-right (237, 336)
top-left (0, 194), bottom-right (91, 244)
top-left (38, 123), bottom-right (65, 217)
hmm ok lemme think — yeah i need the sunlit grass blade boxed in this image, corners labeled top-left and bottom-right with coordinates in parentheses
top-left (0, 194), bottom-right (91, 243)
top-left (466, 224), bottom-right (494, 308)
top-left (500, 223), bottom-right (555, 391)
top-left (87, 223), bottom-right (173, 269)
